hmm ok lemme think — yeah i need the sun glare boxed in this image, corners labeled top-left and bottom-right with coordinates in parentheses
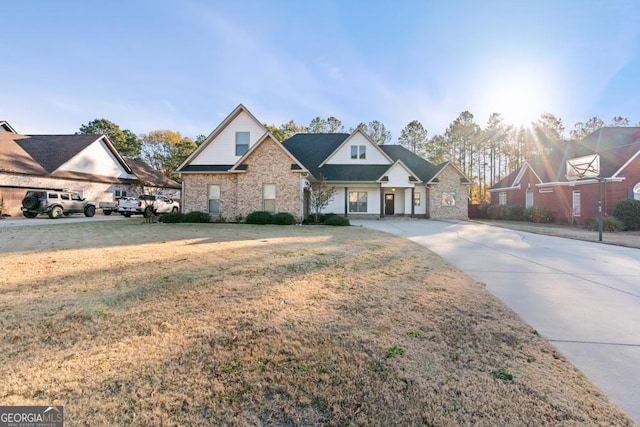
top-left (481, 63), bottom-right (553, 128)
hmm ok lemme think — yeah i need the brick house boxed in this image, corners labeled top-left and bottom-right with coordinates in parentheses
top-left (177, 105), bottom-right (471, 221)
top-left (0, 122), bottom-right (180, 217)
top-left (488, 127), bottom-right (640, 223)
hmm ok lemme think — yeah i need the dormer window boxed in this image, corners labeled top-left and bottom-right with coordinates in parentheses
top-left (350, 145), bottom-right (366, 159)
top-left (236, 132), bottom-right (249, 156)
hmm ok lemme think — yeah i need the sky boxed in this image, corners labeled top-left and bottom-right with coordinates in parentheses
top-left (2, 0), bottom-right (640, 141)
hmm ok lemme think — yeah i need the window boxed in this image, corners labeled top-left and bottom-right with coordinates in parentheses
top-left (263, 184), bottom-right (276, 212)
top-left (61, 194), bottom-right (70, 200)
top-left (634, 183), bottom-right (640, 200)
top-left (235, 132), bottom-right (250, 156)
top-left (208, 185), bottom-right (220, 214)
top-left (525, 189), bottom-right (534, 208)
top-left (349, 191), bottom-right (368, 212)
top-left (499, 192), bottom-right (507, 206)
top-left (442, 191), bottom-right (456, 206)
top-left (350, 145), bottom-right (366, 159)
top-left (414, 191), bottom-right (421, 206)
top-left (572, 191), bottom-right (581, 216)
top-left (115, 189), bottom-right (127, 198)
top-left (71, 193), bottom-right (82, 201)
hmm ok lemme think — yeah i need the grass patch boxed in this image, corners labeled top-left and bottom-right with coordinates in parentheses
top-left (0, 222), bottom-right (633, 426)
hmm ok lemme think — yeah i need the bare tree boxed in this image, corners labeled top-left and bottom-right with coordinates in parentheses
top-left (307, 175), bottom-right (337, 224)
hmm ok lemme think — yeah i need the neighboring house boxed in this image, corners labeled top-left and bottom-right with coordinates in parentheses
top-left (0, 123), bottom-right (180, 217)
top-left (489, 127), bottom-right (640, 223)
top-left (177, 104), bottom-right (471, 221)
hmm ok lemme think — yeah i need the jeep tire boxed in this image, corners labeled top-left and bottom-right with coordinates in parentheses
top-left (22, 195), bottom-right (39, 210)
top-left (84, 205), bottom-right (96, 217)
top-left (23, 211), bottom-right (38, 218)
top-left (48, 206), bottom-right (63, 219)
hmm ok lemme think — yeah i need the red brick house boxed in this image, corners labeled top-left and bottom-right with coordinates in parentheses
top-left (488, 128), bottom-right (640, 223)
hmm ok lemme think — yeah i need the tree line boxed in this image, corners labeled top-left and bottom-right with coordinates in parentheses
top-left (79, 112), bottom-right (638, 198)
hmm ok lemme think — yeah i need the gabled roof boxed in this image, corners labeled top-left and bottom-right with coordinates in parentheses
top-left (177, 104), bottom-right (266, 172)
top-left (14, 134), bottom-right (109, 172)
top-left (230, 132), bottom-right (306, 173)
top-left (319, 129), bottom-right (393, 167)
top-left (0, 133), bottom-right (48, 175)
top-left (283, 133), bottom-right (468, 184)
top-left (125, 158), bottom-right (181, 189)
top-left (1, 121), bottom-right (17, 133)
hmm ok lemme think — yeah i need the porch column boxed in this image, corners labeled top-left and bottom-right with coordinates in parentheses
top-left (380, 188), bottom-right (385, 218)
top-left (411, 188), bottom-right (415, 217)
top-left (344, 187), bottom-right (348, 217)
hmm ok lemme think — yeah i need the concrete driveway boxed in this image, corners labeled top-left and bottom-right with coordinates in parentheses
top-left (0, 214), bottom-right (126, 227)
top-left (352, 218), bottom-right (640, 424)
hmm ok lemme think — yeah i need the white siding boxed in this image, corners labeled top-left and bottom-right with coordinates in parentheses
top-left (325, 133), bottom-right (391, 165)
top-left (322, 185), bottom-right (381, 214)
top-left (380, 162), bottom-right (416, 188)
top-left (192, 110), bottom-right (266, 165)
top-left (58, 140), bottom-right (134, 179)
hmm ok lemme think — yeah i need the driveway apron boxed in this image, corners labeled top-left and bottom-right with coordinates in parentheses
top-left (352, 218), bottom-right (640, 424)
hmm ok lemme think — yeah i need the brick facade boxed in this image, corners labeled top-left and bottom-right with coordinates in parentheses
top-left (427, 164), bottom-right (469, 220)
top-left (182, 137), bottom-right (303, 221)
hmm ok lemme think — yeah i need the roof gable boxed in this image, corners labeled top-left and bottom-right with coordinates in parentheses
top-left (230, 132), bottom-right (306, 172)
top-left (378, 160), bottom-right (421, 186)
top-left (282, 133), bottom-right (349, 178)
top-left (320, 129), bottom-right (392, 166)
top-left (1, 121), bottom-right (17, 133)
top-left (178, 104), bottom-right (267, 171)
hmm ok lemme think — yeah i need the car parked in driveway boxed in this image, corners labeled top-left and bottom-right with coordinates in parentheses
top-left (21, 190), bottom-right (96, 219)
top-left (117, 194), bottom-right (180, 217)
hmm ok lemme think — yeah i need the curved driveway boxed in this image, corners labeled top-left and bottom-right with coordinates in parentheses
top-left (352, 219), bottom-right (640, 423)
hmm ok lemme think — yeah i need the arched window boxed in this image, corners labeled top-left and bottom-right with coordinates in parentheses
top-left (634, 183), bottom-right (640, 200)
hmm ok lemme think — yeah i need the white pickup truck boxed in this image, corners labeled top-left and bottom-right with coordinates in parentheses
top-left (117, 195), bottom-right (180, 217)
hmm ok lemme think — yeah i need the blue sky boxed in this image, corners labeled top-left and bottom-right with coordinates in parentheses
top-left (2, 0), bottom-right (639, 141)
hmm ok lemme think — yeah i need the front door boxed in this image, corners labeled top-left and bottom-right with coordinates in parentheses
top-left (385, 193), bottom-right (395, 215)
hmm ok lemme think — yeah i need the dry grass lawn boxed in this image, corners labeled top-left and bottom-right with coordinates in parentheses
top-left (0, 220), bottom-right (634, 426)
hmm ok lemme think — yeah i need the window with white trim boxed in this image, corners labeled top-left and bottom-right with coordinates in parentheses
top-left (263, 184), bottom-right (276, 212)
top-left (350, 145), bottom-right (366, 159)
top-left (525, 189), bottom-right (534, 208)
top-left (115, 189), bottom-right (127, 198)
top-left (414, 192), bottom-right (421, 206)
top-left (235, 132), bottom-right (249, 156)
top-left (208, 185), bottom-right (220, 214)
top-left (442, 191), bottom-right (456, 206)
top-left (498, 192), bottom-right (507, 206)
top-left (572, 190), bottom-right (581, 216)
top-left (634, 183), bottom-right (640, 200)
top-left (349, 191), bottom-right (368, 212)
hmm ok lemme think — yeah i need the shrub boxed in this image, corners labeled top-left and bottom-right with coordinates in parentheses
top-left (487, 204), bottom-right (503, 220)
top-left (476, 204), bottom-right (490, 219)
top-left (272, 212), bottom-right (296, 225)
top-left (613, 199), bottom-right (640, 231)
top-left (158, 211), bottom-right (211, 223)
top-left (245, 211), bottom-right (274, 224)
top-left (158, 212), bottom-right (182, 223)
top-left (583, 216), bottom-right (625, 232)
top-left (503, 205), bottom-right (525, 221)
top-left (322, 215), bottom-right (350, 226)
top-left (525, 207), bottom-right (553, 223)
top-left (184, 211), bottom-right (212, 223)
top-left (213, 215), bottom-right (227, 223)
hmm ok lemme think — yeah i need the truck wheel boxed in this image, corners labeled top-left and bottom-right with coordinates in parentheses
top-left (23, 211), bottom-right (38, 218)
top-left (103, 210), bottom-right (112, 216)
top-left (124, 212), bottom-right (132, 218)
top-left (84, 205), bottom-right (96, 217)
top-left (48, 206), bottom-right (63, 219)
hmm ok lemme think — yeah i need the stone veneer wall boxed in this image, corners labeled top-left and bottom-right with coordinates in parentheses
top-left (181, 137), bottom-right (302, 221)
top-left (427, 164), bottom-right (469, 220)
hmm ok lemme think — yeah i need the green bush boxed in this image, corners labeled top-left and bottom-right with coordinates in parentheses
top-left (525, 207), bottom-right (553, 223)
top-left (487, 204), bottom-right (503, 220)
top-left (245, 211), bottom-right (274, 224)
top-left (503, 205), bottom-right (525, 221)
top-left (158, 212), bottom-right (182, 223)
top-left (158, 211), bottom-right (211, 223)
top-left (476, 204), bottom-right (490, 219)
top-left (613, 198), bottom-right (640, 231)
top-left (583, 216), bottom-right (625, 232)
top-left (322, 215), bottom-right (350, 226)
top-left (272, 212), bottom-right (296, 225)
top-left (184, 211), bottom-right (212, 223)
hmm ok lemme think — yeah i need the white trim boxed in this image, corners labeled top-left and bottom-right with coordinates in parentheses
top-left (612, 147), bottom-right (640, 179)
top-left (319, 129), bottom-right (393, 167)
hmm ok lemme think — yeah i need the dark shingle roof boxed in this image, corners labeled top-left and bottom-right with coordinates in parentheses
top-left (0, 133), bottom-right (48, 174)
top-left (16, 134), bottom-right (101, 172)
top-left (179, 164), bottom-right (234, 172)
top-left (283, 134), bottom-right (448, 183)
top-left (125, 158), bottom-right (181, 189)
